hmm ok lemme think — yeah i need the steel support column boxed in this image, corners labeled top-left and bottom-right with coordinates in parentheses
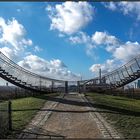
top-left (77, 81), bottom-right (80, 93)
top-left (99, 68), bottom-right (101, 84)
top-left (65, 81), bottom-right (68, 93)
top-left (83, 84), bottom-right (86, 94)
top-left (51, 81), bottom-right (54, 93)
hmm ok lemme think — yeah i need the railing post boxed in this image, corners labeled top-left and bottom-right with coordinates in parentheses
top-left (121, 70), bottom-right (125, 79)
top-left (8, 100), bottom-right (12, 131)
top-left (65, 81), bottom-right (68, 94)
top-left (124, 65), bottom-right (130, 76)
top-left (77, 81), bottom-right (80, 93)
top-left (51, 81), bottom-right (54, 93)
top-left (39, 76), bottom-right (41, 91)
top-left (117, 71), bottom-right (121, 81)
top-left (83, 84), bottom-right (86, 94)
top-left (99, 68), bottom-right (102, 84)
top-left (135, 58), bottom-right (140, 68)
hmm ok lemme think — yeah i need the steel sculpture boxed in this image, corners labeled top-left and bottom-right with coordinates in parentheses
top-left (1, 51), bottom-right (140, 93)
top-left (82, 54), bottom-right (140, 91)
top-left (0, 52), bottom-right (66, 93)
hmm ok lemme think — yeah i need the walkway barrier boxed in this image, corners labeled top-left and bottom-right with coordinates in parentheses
top-left (1, 51), bottom-right (140, 93)
top-left (0, 52), bottom-right (66, 93)
top-left (0, 100), bottom-right (11, 138)
top-left (83, 55), bottom-right (140, 91)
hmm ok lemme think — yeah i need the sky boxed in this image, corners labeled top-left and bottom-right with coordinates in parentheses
top-left (0, 2), bottom-right (140, 82)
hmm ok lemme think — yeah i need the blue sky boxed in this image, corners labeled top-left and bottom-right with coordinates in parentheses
top-left (0, 2), bottom-right (140, 81)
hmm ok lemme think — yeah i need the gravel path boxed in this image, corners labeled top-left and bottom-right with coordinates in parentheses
top-left (19, 92), bottom-right (120, 139)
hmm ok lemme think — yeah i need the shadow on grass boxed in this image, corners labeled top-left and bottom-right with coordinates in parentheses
top-left (12, 108), bottom-right (120, 114)
top-left (111, 97), bottom-right (136, 102)
top-left (92, 103), bottom-right (140, 117)
top-left (12, 94), bottom-right (140, 117)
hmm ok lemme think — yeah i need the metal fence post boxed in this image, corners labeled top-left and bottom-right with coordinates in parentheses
top-left (65, 81), bottom-right (68, 94)
top-left (77, 81), bottom-right (80, 93)
top-left (8, 100), bottom-right (12, 131)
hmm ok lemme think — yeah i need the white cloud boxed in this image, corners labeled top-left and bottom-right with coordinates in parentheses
top-left (0, 17), bottom-right (80, 81)
top-left (90, 31), bottom-right (140, 63)
top-left (69, 31), bottom-right (140, 70)
top-left (113, 41), bottom-right (140, 62)
top-left (34, 45), bottom-right (42, 52)
top-left (18, 55), bottom-right (50, 72)
top-left (92, 31), bottom-right (118, 46)
top-left (103, 2), bottom-right (140, 20)
top-left (0, 17), bottom-right (32, 50)
top-left (89, 64), bottom-right (101, 73)
top-left (69, 31), bottom-right (91, 44)
top-left (89, 59), bottom-right (120, 76)
top-left (89, 31), bottom-right (140, 76)
top-left (0, 17), bottom-right (33, 60)
top-left (69, 31), bottom-right (119, 59)
top-left (69, 31), bottom-right (96, 59)
top-left (46, 2), bottom-right (93, 35)
top-left (103, 2), bottom-right (117, 11)
top-left (0, 47), bottom-right (18, 60)
top-left (50, 59), bottom-right (66, 68)
top-left (18, 55), bottom-right (81, 81)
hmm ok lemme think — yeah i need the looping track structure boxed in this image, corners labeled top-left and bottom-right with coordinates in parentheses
top-left (0, 52), bottom-right (65, 92)
top-left (83, 54), bottom-right (140, 90)
top-left (1, 51), bottom-right (140, 93)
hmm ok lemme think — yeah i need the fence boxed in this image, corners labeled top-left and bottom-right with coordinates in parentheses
top-left (0, 86), bottom-right (39, 100)
top-left (103, 87), bottom-right (140, 99)
top-left (0, 100), bottom-right (12, 138)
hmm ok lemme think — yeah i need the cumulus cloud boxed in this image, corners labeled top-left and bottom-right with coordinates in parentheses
top-left (0, 47), bottom-right (17, 60)
top-left (89, 64), bottom-right (101, 73)
top-left (89, 59), bottom-right (120, 76)
top-left (113, 41), bottom-right (140, 62)
top-left (18, 55), bottom-right (80, 81)
top-left (0, 17), bottom-right (79, 81)
top-left (69, 31), bottom-right (140, 70)
top-left (92, 31), bottom-right (119, 46)
top-left (0, 17), bottom-right (32, 49)
top-left (46, 2), bottom-right (93, 35)
top-left (103, 2), bottom-right (140, 20)
top-left (89, 31), bottom-right (140, 76)
top-left (69, 31), bottom-right (96, 59)
top-left (69, 31), bottom-right (91, 44)
top-left (69, 31), bottom-right (119, 59)
top-left (103, 2), bottom-right (117, 11)
top-left (0, 17), bottom-right (33, 60)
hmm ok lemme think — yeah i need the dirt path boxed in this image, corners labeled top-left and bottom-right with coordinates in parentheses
top-left (19, 93), bottom-right (120, 139)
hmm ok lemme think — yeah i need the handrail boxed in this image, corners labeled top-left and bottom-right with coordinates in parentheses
top-left (1, 50), bottom-right (140, 92)
top-left (83, 53), bottom-right (140, 89)
top-left (0, 52), bottom-right (64, 82)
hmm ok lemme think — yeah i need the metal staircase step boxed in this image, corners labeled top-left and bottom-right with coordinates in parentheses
top-left (26, 84), bottom-right (32, 87)
top-left (2, 71), bottom-right (8, 75)
top-left (20, 82), bottom-right (27, 85)
top-left (6, 74), bottom-right (12, 78)
top-left (0, 69), bottom-right (5, 73)
top-left (15, 79), bottom-right (21, 82)
top-left (131, 72), bottom-right (139, 76)
top-left (11, 77), bottom-right (17, 80)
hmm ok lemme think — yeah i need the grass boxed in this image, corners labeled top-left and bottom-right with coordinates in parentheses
top-left (12, 97), bottom-right (45, 130)
top-left (7, 92), bottom-right (59, 138)
top-left (85, 93), bottom-right (140, 138)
